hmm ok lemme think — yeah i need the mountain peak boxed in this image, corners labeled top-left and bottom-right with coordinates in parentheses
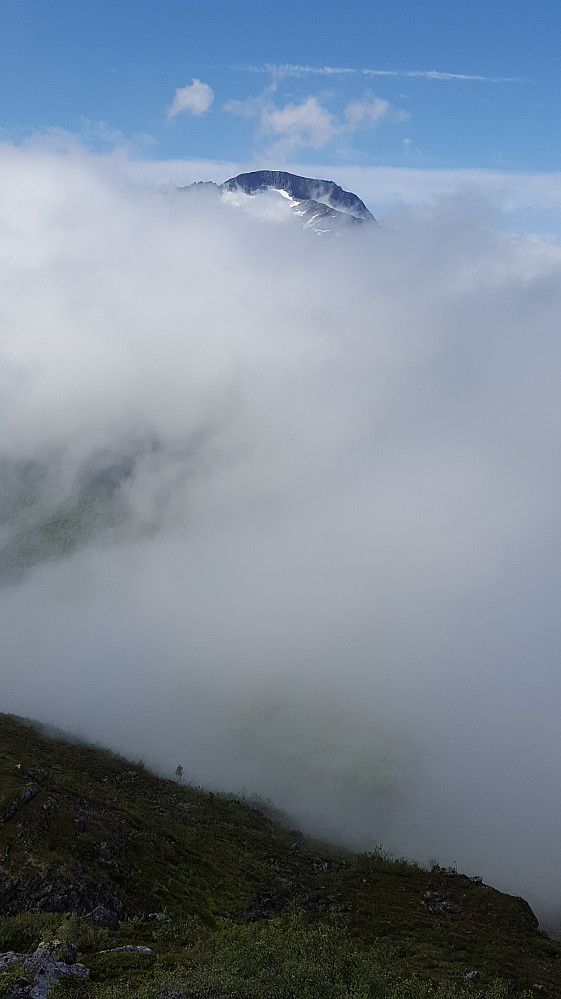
top-left (179, 170), bottom-right (377, 235)
top-left (220, 170), bottom-right (376, 223)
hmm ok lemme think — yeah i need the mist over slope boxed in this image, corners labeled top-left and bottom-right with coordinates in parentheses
top-left (2, 137), bottom-right (561, 922)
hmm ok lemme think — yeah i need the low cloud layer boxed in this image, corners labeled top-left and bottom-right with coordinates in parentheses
top-left (1, 139), bottom-right (561, 924)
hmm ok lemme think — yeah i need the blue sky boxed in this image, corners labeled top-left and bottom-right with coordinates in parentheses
top-left (2, 0), bottom-right (561, 226)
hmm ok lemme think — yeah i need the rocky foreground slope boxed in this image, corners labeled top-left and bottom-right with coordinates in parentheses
top-left (0, 713), bottom-right (559, 997)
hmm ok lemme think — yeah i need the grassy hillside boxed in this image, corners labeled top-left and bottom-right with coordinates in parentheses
top-left (0, 712), bottom-right (559, 997)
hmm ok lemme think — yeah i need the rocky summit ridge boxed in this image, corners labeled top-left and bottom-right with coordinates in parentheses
top-left (181, 170), bottom-right (377, 235)
top-left (220, 171), bottom-right (375, 221)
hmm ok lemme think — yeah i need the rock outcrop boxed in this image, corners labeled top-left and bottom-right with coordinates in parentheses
top-left (0, 940), bottom-right (91, 999)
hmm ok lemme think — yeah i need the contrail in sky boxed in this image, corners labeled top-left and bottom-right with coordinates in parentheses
top-left (235, 63), bottom-right (523, 83)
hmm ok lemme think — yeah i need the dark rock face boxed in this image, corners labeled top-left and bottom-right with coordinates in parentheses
top-left (9, 977), bottom-right (32, 998)
top-left (0, 786), bottom-right (39, 827)
top-left (25, 864), bottom-right (125, 918)
top-left (242, 847), bottom-right (349, 922)
top-left (85, 904), bottom-right (120, 931)
top-left (220, 171), bottom-right (375, 222)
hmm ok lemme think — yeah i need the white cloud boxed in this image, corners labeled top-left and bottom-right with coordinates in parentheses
top-left (225, 94), bottom-right (336, 157)
top-left (225, 92), bottom-right (397, 158)
top-left (167, 79), bottom-right (214, 119)
top-left (263, 96), bottom-right (337, 153)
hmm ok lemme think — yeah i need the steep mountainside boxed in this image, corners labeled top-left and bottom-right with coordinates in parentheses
top-left (1, 714), bottom-right (560, 996)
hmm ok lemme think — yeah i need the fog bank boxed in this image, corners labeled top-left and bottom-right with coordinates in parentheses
top-left (2, 138), bottom-right (561, 923)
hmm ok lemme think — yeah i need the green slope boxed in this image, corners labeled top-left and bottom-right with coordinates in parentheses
top-left (0, 713), bottom-right (559, 997)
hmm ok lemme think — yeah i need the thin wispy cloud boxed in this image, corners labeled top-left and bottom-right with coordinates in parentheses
top-left (237, 63), bottom-right (523, 84)
top-left (80, 119), bottom-right (157, 152)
